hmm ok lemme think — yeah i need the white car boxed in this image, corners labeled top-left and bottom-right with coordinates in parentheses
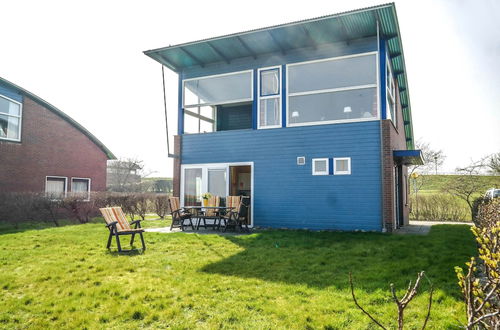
top-left (484, 188), bottom-right (500, 199)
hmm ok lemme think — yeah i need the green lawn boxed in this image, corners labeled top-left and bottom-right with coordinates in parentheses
top-left (0, 220), bottom-right (475, 329)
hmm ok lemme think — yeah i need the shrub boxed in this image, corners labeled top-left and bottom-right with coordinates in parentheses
top-left (471, 196), bottom-right (488, 222)
top-left (409, 194), bottom-right (468, 221)
top-left (455, 199), bottom-right (499, 328)
top-left (153, 194), bottom-right (169, 219)
top-left (0, 192), bottom-right (61, 227)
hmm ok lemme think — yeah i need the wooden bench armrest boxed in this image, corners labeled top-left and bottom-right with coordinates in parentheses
top-left (130, 220), bottom-right (142, 228)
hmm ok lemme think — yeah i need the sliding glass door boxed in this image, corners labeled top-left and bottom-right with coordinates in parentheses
top-left (184, 168), bottom-right (202, 206)
top-left (182, 166), bottom-right (228, 205)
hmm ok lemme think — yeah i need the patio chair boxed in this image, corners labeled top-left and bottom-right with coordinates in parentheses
top-left (217, 196), bottom-right (240, 230)
top-left (168, 197), bottom-right (194, 231)
top-left (222, 196), bottom-right (250, 232)
top-left (100, 207), bottom-right (146, 252)
top-left (197, 195), bottom-right (220, 230)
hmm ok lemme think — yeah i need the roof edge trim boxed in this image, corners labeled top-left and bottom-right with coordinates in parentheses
top-left (0, 77), bottom-right (116, 160)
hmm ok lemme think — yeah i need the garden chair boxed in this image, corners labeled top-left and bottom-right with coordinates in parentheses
top-left (100, 207), bottom-right (146, 252)
top-left (198, 195), bottom-right (220, 230)
top-left (222, 196), bottom-right (250, 232)
top-left (218, 196), bottom-right (240, 230)
top-left (168, 197), bottom-right (194, 231)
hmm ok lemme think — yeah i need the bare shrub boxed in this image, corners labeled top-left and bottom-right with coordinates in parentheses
top-left (410, 194), bottom-right (468, 221)
top-left (133, 193), bottom-right (151, 221)
top-left (153, 194), bottom-right (169, 219)
top-left (61, 193), bottom-right (105, 224)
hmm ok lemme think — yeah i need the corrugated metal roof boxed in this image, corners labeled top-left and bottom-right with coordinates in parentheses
top-left (144, 3), bottom-right (415, 149)
top-left (0, 77), bottom-right (116, 159)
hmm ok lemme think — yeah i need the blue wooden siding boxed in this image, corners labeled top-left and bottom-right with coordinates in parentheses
top-left (182, 121), bottom-right (382, 231)
top-left (0, 82), bottom-right (23, 103)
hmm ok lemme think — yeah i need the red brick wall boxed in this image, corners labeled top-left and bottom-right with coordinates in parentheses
top-left (0, 96), bottom-right (108, 193)
top-left (381, 81), bottom-right (410, 232)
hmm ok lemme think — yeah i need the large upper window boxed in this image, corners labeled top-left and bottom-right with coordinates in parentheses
top-left (183, 71), bottom-right (253, 134)
top-left (0, 95), bottom-right (22, 141)
top-left (287, 53), bottom-right (378, 126)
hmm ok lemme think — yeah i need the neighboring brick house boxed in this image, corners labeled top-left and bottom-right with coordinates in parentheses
top-left (144, 4), bottom-right (424, 232)
top-left (0, 77), bottom-right (115, 197)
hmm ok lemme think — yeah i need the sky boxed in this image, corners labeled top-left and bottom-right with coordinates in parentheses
top-left (1, 0), bottom-right (498, 176)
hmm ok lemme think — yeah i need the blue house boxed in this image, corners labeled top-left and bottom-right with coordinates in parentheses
top-left (144, 3), bottom-right (423, 232)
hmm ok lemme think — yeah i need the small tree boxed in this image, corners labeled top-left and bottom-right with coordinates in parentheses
top-left (486, 152), bottom-right (500, 175)
top-left (444, 160), bottom-right (489, 220)
top-left (107, 158), bottom-right (154, 192)
top-left (409, 140), bottom-right (446, 176)
top-left (349, 271), bottom-right (433, 329)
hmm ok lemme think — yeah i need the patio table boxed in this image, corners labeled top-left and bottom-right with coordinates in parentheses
top-left (183, 206), bottom-right (235, 230)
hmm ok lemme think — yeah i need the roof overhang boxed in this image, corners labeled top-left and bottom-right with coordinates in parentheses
top-left (0, 77), bottom-right (116, 160)
top-left (144, 2), bottom-right (415, 149)
top-left (393, 150), bottom-right (424, 166)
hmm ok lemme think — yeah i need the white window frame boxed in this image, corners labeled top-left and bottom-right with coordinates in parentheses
top-left (297, 156), bottom-right (306, 166)
top-left (312, 158), bottom-right (329, 176)
top-left (71, 177), bottom-right (91, 201)
top-left (333, 157), bottom-right (351, 175)
top-left (180, 162), bottom-right (254, 227)
top-left (45, 176), bottom-right (68, 198)
top-left (0, 94), bottom-right (23, 142)
top-left (182, 69), bottom-right (254, 108)
top-left (257, 66), bottom-right (282, 129)
top-left (286, 51), bottom-right (379, 127)
top-left (386, 53), bottom-right (396, 126)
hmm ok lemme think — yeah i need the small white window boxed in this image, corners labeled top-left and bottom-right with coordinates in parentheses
top-left (312, 158), bottom-right (329, 175)
top-left (258, 67), bottom-right (281, 129)
top-left (334, 158), bottom-right (351, 175)
top-left (71, 178), bottom-right (91, 200)
top-left (297, 156), bottom-right (306, 165)
top-left (45, 176), bottom-right (67, 199)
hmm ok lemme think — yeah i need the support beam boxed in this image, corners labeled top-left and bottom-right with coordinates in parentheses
top-left (384, 33), bottom-right (398, 40)
top-left (184, 109), bottom-right (215, 123)
top-left (179, 47), bottom-right (204, 67)
top-left (390, 52), bottom-right (402, 59)
top-left (301, 26), bottom-right (317, 50)
top-left (207, 42), bottom-right (231, 64)
top-left (236, 36), bottom-right (257, 59)
top-left (268, 30), bottom-right (287, 55)
top-left (337, 17), bottom-right (353, 44)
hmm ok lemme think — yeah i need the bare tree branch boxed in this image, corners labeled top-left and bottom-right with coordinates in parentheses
top-left (349, 272), bottom-right (387, 329)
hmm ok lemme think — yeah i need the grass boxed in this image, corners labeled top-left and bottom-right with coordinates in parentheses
top-left (0, 219), bottom-right (476, 329)
top-left (413, 174), bottom-right (499, 193)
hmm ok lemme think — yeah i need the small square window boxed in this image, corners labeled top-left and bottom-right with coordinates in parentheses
top-left (72, 178), bottom-right (91, 200)
top-left (312, 158), bottom-right (329, 175)
top-left (334, 157), bottom-right (351, 175)
top-left (297, 156), bottom-right (305, 165)
top-left (45, 176), bottom-right (67, 199)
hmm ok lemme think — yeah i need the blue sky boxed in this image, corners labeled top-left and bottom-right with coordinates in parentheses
top-left (1, 0), bottom-right (498, 176)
